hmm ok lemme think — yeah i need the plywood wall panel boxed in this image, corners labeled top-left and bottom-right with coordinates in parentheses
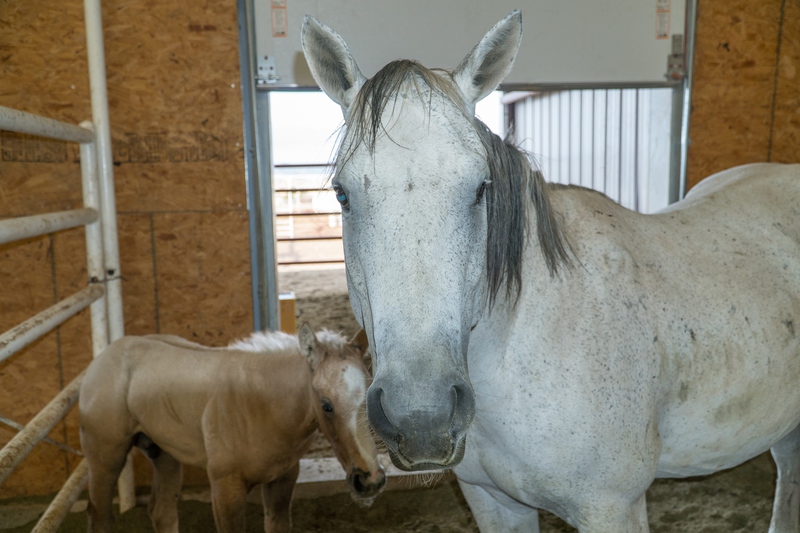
top-left (0, 1), bottom-right (91, 121)
top-left (0, 162), bottom-right (84, 217)
top-left (686, 0), bottom-right (783, 188)
top-left (769, 0), bottom-right (800, 164)
top-left (117, 213), bottom-right (159, 335)
top-left (115, 160), bottom-right (246, 213)
top-left (153, 211), bottom-right (252, 345)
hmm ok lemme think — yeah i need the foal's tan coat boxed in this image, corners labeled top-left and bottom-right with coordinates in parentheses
top-left (80, 325), bottom-right (385, 533)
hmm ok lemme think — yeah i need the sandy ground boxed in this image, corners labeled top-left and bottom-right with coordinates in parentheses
top-left (0, 267), bottom-right (785, 531)
top-left (0, 453), bottom-right (780, 532)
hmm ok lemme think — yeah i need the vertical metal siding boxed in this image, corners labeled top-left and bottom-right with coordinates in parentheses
top-left (512, 88), bottom-right (671, 213)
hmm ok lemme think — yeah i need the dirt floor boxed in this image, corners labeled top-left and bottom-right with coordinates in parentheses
top-left (0, 453), bottom-right (781, 532)
top-left (0, 267), bottom-right (784, 531)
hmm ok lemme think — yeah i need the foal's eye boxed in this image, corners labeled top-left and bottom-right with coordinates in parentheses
top-left (322, 400), bottom-right (334, 413)
top-left (333, 186), bottom-right (349, 209)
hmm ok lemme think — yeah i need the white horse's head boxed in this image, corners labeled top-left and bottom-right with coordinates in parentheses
top-left (302, 11), bottom-right (569, 471)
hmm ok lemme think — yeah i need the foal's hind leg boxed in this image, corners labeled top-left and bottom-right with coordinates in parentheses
top-left (769, 425), bottom-right (800, 533)
top-left (81, 428), bottom-right (132, 533)
top-left (146, 450), bottom-right (183, 533)
top-left (210, 473), bottom-right (248, 533)
top-left (261, 462), bottom-right (300, 533)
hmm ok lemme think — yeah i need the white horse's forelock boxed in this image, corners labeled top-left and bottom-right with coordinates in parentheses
top-left (227, 329), bottom-right (347, 355)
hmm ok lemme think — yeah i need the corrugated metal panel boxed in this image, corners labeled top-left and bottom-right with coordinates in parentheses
top-left (510, 87), bottom-right (672, 213)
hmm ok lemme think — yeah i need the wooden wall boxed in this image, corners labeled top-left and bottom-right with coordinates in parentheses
top-left (0, 0), bottom-right (251, 497)
top-left (687, 0), bottom-right (800, 188)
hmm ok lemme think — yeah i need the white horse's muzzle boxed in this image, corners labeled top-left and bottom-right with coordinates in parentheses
top-left (366, 375), bottom-right (475, 471)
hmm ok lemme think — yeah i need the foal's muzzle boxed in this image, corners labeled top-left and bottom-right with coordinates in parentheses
top-left (367, 376), bottom-right (475, 471)
top-left (347, 466), bottom-right (386, 503)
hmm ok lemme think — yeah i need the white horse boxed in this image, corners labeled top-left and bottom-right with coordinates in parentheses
top-left (301, 10), bottom-right (800, 533)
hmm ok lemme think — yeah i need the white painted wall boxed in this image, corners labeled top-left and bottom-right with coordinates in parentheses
top-left (255, 0), bottom-right (686, 87)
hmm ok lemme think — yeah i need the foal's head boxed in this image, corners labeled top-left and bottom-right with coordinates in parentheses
top-left (297, 324), bottom-right (386, 502)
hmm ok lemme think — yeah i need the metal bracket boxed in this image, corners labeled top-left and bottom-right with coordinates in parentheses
top-left (256, 55), bottom-right (280, 85)
top-left (666, 34), bottom-right (685, 81)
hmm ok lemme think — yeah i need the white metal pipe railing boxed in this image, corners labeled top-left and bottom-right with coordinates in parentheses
top-left (30, 460), bottom-right (89, 533)
top-left (0, 208), bottom-right (98, 246)
top-left (0, 416), bottom-right (82, 456)
top-left (0, 105), bottom-right (95, 144)
top-left (84, 0), bottom-right (124, 342)
top-left (0, 285), bottom-right (105, 364)
top-left (0, 370), bottom-right (85, 485)
top-left (79, 121), bottom-right (110, 356)
top-left (83, 0), bottom-right (134, 512)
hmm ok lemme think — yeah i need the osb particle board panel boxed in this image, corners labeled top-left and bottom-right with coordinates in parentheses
top-left (103, 0), bottom-right (246, 213)
top-left (152, 210), bottom-right (252, 345)
top-left (52, 227), bottom-right (92, 378)
top-left (0, 1), bottom-right (92, 120)
top-left (769, 0), bottom-right (800, 164)
top-left (114, 158), bottom-right (247, 214)
top-left (117, 213), bottom-right (159, 336)
top-left (0, 159), bottom-right (85, 218)
top-left (1, 0), bottom-right (247, 214)
top-left (0, 237), bottom-right (56, 330)
top-left (686, 0), bottom-right (783, 189)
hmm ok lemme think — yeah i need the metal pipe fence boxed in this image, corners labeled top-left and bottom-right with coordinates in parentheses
top-left (0, 0), bottom-right (131, 529)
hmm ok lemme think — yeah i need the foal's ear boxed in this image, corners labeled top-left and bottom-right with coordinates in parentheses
top-left (453, 10), bottom-right (522, 108)
top-left (301, 15), bottom-right (366, 116)
top-left (298, 323), bottom-right (321, 369)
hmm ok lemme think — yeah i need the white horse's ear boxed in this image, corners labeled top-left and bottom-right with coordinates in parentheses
top-left (301, 15), bottom-right (366, 116)
top-left (298, 323), bottom-right (320, 368)
top-left (453, 10), bottom-right (522, 107)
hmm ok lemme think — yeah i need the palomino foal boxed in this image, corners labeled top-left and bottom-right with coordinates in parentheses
top-left (79, 324), bottom-right (385, 533)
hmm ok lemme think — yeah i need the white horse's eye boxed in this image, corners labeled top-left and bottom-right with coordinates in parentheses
top-left (334, 186), bottom-right (349, 209)
top-left (475, 181), bottom-right (488, 205)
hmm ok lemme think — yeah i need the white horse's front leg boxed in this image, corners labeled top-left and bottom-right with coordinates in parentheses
top-left (457, 479), bottom-right (540, 533)
top-left (769, 424), bottom-right (800, 533)
top-left (577, 492), bottom-right (649, 533)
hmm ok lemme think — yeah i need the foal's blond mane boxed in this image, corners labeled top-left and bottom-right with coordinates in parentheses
top-left (227, 329), bottom-right (347, 356)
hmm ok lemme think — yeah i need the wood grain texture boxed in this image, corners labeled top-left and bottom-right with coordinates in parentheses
top-left (687, 0), bottom-right (800, 186)
top-left (686, 0), bottom-right (784, 188)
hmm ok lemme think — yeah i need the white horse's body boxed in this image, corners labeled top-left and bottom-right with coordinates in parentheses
top-left (301, 11), bottom-right (800, 532)
top-left (459, 164), bottom-right (800, 530)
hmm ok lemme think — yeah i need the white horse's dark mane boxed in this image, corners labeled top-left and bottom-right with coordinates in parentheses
top-left (338, 59), bottom-right (572, 305)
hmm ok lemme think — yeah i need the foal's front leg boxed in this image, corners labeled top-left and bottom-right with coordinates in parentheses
top-left (210, 473), bottom-right (248, 533)
top-left (261, 462), bottom-right (300, 533)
